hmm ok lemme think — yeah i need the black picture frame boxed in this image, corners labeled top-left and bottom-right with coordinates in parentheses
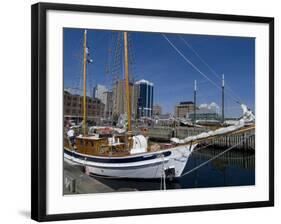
top-left (31, 2), bottom-right (274, 222)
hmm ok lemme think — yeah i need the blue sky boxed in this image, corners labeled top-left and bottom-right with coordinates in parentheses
top-left (63, 28), bottom-right (255, 117)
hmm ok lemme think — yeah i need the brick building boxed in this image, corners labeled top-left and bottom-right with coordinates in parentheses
top-left (64, 91), bottom-right (105, 122)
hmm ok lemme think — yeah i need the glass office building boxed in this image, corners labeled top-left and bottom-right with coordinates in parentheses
top-left (135, 79), bottom-right (154, 117)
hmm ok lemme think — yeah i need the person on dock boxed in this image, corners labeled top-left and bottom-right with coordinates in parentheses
top-left (67, 127), bottom-right (76, 150)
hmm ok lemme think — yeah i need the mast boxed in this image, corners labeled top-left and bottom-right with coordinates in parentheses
top-left (82, 30), bottom-right (87, 136)
top-left (193, 80), bottom-right (197, 124)
top-left (221, 74), bottom-right (225, 124)
top-left (123, 32), bottom-right (132, 134)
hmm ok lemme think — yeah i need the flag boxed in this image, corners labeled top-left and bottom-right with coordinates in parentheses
top-left (86, 46), bottom-right (93, 63)
top-left (87, 58), bottom-right (93, 63)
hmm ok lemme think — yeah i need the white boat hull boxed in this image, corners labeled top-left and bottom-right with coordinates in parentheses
top-left (64, 144), bottom-right (196, 179)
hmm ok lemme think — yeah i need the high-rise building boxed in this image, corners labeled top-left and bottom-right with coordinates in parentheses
top-left (135, 79), bottom-right (154, 117)
top-left (112, 79), bottom-right (134, 116)
top-left (93, 84), bottom-right (108, 104)
top-left (103, 91), bottom-right (113, 119)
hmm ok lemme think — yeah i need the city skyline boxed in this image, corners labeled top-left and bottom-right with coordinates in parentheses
top-left (63, 28), bottom-right (255, 117)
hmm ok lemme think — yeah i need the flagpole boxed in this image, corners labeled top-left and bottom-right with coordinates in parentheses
top-left (194, 80), bottom-right (197, 125)
top-left (222, 74), bottom-right (225, 124)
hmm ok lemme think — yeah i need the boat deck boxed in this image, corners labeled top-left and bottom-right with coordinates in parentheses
top-left (64, 135), bottom-right (176, 157)
top-left (64, 125), bottom-right (255, 158)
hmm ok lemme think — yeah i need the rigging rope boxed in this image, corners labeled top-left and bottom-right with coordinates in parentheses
top-left (180, 134), bottom-right (253, 177)
top-left (161, 155), bottom-right (166, 190)
top-left (128, 33), bottom-right (137, 82)
top-left (162, 34), bottom-right (241, 105)
top-left (112, 32), bottom-right (122, 83)
top-left (178, 35), bottom-right (243, 104)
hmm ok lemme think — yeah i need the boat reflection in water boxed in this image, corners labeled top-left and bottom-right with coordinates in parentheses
top-left (91, 147), bottom-right (255, 192)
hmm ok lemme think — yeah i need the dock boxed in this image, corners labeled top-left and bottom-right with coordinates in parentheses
top-left (64, 161), bottom-right (114, 194)
top-left (134, 126), bottom-right (255, 150)
top-left (64, 160), bottom-right (140, 194)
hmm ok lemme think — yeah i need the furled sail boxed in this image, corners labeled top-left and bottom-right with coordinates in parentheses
top-left (170, 104), bottom-right (255, 144)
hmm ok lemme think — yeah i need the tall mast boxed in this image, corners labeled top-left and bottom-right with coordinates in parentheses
top-left (221, 74), bottom-right (225, 124)
top-left (123, 32), bottom-right (132, 134)
top-left (193, 80), bottom-right (197, 125)
top-left (82, 30), bottom-right (88, 136)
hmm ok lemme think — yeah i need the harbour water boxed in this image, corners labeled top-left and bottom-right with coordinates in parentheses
top-left (95, 147), bottom-right (254, 191)
top-left (64, 146), bottom-right (255, 194)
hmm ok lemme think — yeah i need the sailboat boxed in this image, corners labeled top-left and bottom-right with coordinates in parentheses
top-left (64, 30), bottom-right (255, 179)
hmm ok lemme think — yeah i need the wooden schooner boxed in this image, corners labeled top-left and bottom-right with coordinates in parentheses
top-left (64, 30), bottom-right (255, 179)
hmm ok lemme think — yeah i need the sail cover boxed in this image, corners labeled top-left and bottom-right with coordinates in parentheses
top-left (170, 104), bottom-right (255, 144)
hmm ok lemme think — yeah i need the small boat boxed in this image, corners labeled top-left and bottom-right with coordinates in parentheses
top-left (64, 30), bottom-right (255, 179)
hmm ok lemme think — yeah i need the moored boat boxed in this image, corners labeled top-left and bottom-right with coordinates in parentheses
top-left (63, 30), bottom-right (255, 180)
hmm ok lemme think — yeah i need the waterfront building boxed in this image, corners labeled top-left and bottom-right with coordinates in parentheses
top-left (93, 84), bottom-right (108, 104)
top-left (64, 90), bottom-right (105, 122)
top-left (112, 79), bottom-right (134, 116)
top-left (93, 84), bottom-right (115, 118)
top-left (154, 113), bottom-right (174, 126)
top-left (153, 104), bottom-right (162, 116)
top-left (189, 103), bottom-right (219, 121)
top-left (174, 101), bottom-right (194, 118)
top-left (135, 79), bottom-right (154, 117)
top-left (103, 90), bottom-right (113, 119)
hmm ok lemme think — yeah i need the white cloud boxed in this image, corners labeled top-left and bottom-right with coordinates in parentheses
top-left (199, 102), bottom-right (220, 113)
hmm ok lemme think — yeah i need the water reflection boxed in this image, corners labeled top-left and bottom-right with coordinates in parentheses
top-left (92, 147), bottom-right (255, 192)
